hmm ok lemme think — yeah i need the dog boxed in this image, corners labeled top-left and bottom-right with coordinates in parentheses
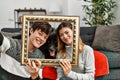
top-left (39, 32), bottom-right (57, 59)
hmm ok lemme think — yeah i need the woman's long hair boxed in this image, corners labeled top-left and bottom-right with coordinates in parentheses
top-left (56, 22), bottom-right (84, 58)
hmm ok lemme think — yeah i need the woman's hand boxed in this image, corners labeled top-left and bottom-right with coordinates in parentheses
top-left (59, 59), bottom-right (72, 76)
top-left (25, 59), bottom-right (41, 79)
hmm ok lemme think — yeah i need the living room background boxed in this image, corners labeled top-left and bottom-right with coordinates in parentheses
top-left (0, 0), bottom-right (120, 30)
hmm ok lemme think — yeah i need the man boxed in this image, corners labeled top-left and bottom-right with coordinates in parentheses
top-left (0, 22), bottom-right (53, 80)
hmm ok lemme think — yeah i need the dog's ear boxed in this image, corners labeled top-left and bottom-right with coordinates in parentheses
top-left (49, 28), bottom-right (56, 35)
top-left (52, 28), bottom-right (54, 32)
top-left (54, 28), bottom-right (57, 33)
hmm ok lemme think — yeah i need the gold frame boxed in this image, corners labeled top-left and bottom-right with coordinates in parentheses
top-left (21, 15), bottom-right (80, 66)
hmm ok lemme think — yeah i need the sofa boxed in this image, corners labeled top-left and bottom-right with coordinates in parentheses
top-left (80, 26), bottom-right (120, 80)
top-left (0, 26), bottom-right (120, 80)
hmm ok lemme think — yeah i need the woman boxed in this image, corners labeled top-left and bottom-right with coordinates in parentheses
top-left (56, 22), bottom-right (95, 80)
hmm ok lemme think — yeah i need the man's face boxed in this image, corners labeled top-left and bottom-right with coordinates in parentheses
top-left (29, 28), bottom-right (48, 49)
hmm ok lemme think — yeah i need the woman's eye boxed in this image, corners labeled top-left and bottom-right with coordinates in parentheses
top-left (60, 34), bottom-right (63, 37)
top-left (65, 31), bottom-right (69, 34)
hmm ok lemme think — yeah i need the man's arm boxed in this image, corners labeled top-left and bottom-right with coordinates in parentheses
top-left (0, 32), bottom-right (11, 53)
top-left (25, 60), bottom-right (42, 80)
top-left (0, 32), bottom-right (3, 46)
top-left (30, 76), bottom-right (41, 80)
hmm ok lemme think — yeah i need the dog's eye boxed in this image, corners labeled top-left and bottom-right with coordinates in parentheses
top-left (47, 41), bottom-right (50, 43)
top-left (46, 40), bottom-right (50, 44)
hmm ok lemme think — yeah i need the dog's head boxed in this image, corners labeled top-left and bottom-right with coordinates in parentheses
top-left (39, 32), bottom-right (57, 59)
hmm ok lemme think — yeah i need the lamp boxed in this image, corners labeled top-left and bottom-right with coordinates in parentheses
top-left (48, 4), bottom-right (61, 15)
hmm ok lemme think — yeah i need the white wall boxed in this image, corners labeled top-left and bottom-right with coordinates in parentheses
top-left (0, 0), bottom-right (64, 30)
top-left (112, 0), bottom-right (120, 25)
top-left (67, 0), bottom-right (91, 27)
top-left (0, 0), bottom-right (120, 30)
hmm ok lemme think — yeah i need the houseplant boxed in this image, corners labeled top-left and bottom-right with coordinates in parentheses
top-left (83, 0), bottom-right (117, 26)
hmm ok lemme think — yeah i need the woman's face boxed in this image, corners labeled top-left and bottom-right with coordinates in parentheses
top-left (59, 27), bottom-right (73, 46)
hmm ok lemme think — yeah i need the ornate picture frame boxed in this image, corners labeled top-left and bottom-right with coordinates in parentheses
top-left (21, 15), bottom-right (80, 66)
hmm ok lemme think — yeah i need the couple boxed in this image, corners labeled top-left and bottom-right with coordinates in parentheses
top-left (0, 22), bottom-right (95, 80)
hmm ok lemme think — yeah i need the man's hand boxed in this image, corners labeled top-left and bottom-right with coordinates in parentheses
top-left (25, 59), bottom-right (41, 79)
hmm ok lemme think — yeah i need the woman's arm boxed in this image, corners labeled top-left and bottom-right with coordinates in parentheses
top-left (60, 45), bottom-right (95, 80)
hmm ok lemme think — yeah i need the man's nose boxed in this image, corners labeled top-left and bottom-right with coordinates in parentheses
top-left (40, 36), bottom-right (44, 41)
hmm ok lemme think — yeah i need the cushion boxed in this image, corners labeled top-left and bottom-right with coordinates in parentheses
top-left (42, 66), bottom-right (57, 80)
top-left (80, 27), bottom-right (96, 46)
top-left (94, 50), bottom-right (109, 77)
top-left (1, 28), bottom-right (22, 33)
top-left (92, 25), bottom-right (120, 52)
top-left (1, 31), bottom-right (21, 38)
top-left (99, 50), bottom-right (120, 68)
top-left (0, 52), bottom-right (1, 64)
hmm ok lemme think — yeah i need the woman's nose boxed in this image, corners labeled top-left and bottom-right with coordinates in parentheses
top-left (63, 34), bottom-right (67, 38)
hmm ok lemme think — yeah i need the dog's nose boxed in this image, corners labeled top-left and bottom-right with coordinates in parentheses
top-left (49, 49), bottom-right (54, 52)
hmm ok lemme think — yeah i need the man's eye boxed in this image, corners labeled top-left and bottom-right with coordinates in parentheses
top-left (47, 41), bottom-right (50, 43)
top-left (39, 32), bottom-right (42, 35)
top-left (44, 36), bottom-right (48, 40)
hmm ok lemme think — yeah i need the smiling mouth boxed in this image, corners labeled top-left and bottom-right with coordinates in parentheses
top-left (64, 39), bottom-right (69, 42)
top-left (36, 38), bottom-right (42, 45)
top-left (36, 40), bottom-right (41, 45)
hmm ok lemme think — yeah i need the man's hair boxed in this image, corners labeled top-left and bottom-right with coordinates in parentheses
top-left (31, 22), bottom-right (53, 35)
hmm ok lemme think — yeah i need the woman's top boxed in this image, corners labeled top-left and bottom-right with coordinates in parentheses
top-left (56, 45), bottom-right (95, 80)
